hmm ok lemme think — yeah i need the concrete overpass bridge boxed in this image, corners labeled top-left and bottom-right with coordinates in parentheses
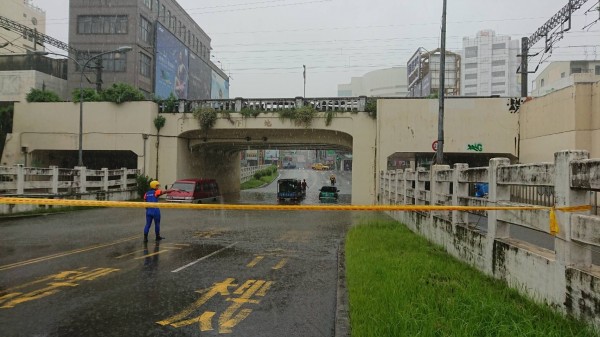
top-left (2, 96), bottom-right (520, 204)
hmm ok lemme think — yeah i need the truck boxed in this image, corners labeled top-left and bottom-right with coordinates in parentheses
top-left (277, 179), bottom-right (304, 202)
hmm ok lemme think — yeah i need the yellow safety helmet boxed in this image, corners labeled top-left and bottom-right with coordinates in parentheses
top-left (149, 180), bottom-right (160, 189)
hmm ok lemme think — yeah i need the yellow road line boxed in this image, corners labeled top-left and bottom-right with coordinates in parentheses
top-left (246, 256), bottom-right (264, 268)
top-left (134, 250), bottom-right (169, 259)
top-left (272, 258), bottom-right (288, 270)
top-left (0, 236), bottom-right (138, 271)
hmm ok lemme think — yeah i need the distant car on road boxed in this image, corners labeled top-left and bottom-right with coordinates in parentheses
top-left (319, 185), bottom-right (339, 201)
top-left (311, 163), bottom-right (329, 170)
top-left (283, 162), bottom-right (297, 169)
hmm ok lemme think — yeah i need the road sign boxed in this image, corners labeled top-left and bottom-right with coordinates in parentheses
top-left (432, 140), bottom-right (438, 152)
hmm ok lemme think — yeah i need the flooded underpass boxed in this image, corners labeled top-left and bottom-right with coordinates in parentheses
top-left (0, 168), bottom-right (367, 337)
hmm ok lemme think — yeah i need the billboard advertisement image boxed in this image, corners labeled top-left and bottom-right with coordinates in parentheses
top-left (188, 52), bottom-right (211, 99)
top-left (155, 23), bottom-right (189, 99)
top-left (211, 70), bottom-right (229, 99)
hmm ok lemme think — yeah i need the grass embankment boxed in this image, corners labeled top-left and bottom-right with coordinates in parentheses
top-left (240, 165), bottom-right (278, 190)
top-left (346, 218), bottom-right (599, 337)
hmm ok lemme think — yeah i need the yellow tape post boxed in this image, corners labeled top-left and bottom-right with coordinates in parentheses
top-left (0, 197), bottom-right (591, 235)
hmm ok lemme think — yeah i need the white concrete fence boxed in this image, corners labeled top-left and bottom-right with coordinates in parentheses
top-left (379, 150), bottom-right (600, 328)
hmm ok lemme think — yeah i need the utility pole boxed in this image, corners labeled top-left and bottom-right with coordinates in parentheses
top-left (303, 65), bottom-right (306, 97)
top-left (436, 0), bottom-right (447, 165)
top-left (95, 57), bottom-right (103, 92)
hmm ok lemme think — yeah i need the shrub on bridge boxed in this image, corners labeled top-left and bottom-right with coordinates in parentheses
top-left (136, 174), bottom-right (154, 199)
top-left (26, 88), bottom-right (62, 102)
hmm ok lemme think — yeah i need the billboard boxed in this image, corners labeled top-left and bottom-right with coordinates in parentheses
top-left (407, 48), bottom-right (422, 89)
top-left (155, 23), bottom-right (189, 99)
top-left (264, 150), bottom-right (279, 161)
top-left (188, 52), bottom-right (211, 99)
top-left (211, 70), bottom-right (230, 99)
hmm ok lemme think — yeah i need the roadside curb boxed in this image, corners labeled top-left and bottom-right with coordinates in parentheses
top-left (335, 238), bottom-right (350, 337)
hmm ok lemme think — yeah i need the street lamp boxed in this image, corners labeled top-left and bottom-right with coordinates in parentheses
top-left (35, 46), bottom-right (132, 166)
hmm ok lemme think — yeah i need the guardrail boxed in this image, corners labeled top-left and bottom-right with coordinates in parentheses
top-left (379, 150), bottom-right (600, 328)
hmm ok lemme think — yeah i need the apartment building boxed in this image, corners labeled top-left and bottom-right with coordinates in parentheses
top-left (0, 0), bottom-right (46, 55)
top-left (68, 0), bottom-right (228, 99)
top-left (531, 60), bottom-right (600, 97)
top-left (461, 30), bottom-right (520, 97)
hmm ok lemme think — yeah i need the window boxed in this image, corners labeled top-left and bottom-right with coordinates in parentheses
top-left (465, 84), bottom-right (477, 88)
top-left (492, 82), bottom-right (505, 86)
top-left (465, 63), bottom-right (477, 69)
top-left (465, 73), bottom-right (477, 80)
top-left (167, 11), bottom-right (172, 28)
top-left (139, 52), bottom-right (151, 78)
top-left (491, 90), bottom-right (505, 95)
top-left (161, 5), bottom-right (166, 20)
top-left (571, 67), bottom-right (582, 74)
top-left (561, 72), bottom-right (566, 78)
top-left (76, 52), bottom-right (127, 72)
top-left (78, 15), bottom-right (128, 34)
top-left (465, 46), bottom-right (478, 58)
top-left (492, 71), bottom-right (505, 77)
top-left (492, 60), bottom-right (505, 67)
top-left (492, 43), bottom-right (506, 50)
top-left (139, 16), bottom-right (152, 44)
top-left (595, 66), bottom-right (600, 75)
top-left (143, 0), bottom-right (151, 9)
top-left (541, 79), bottom-right (545, 87)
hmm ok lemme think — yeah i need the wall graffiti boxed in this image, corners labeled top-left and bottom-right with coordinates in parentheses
top-left (467, 143), bottom-right (483, 152)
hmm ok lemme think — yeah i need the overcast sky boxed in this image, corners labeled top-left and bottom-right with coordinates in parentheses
top-left (33, 0), bottom-right (600, 97)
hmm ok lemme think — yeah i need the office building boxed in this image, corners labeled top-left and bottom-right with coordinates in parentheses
top-left (407, 48), bottom-right (460, 97)
top-left (461, 30), bottom-right (520, 97)
top-left (0, 0), bottom-right (46, 55)
top-left (68, 0), bottom-right (228, 99)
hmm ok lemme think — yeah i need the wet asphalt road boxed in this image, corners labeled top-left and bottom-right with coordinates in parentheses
top-left (0, 169), bottom-right (372, 337)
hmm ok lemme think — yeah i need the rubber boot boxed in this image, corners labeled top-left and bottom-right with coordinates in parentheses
top-left (156, 235), bottom-right (165, 241)
top-left (144, 234), bottom-right (148, 243)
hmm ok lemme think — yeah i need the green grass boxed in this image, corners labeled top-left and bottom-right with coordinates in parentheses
top-left (240, 171), bottom-right (279, 190)
top-left (346, 218), bottom-right (599, 337)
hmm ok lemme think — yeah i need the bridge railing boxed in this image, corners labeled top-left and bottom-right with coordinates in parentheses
top-left (163, 97), bottom-right (368, 113)
top-left (0, 165), bottom-right (139, 197)
top-left (379, 150), bottom-right (600, 328)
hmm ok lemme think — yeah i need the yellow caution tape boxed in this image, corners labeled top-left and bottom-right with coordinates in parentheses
top-left (0, 197), bottom-right (591, 235)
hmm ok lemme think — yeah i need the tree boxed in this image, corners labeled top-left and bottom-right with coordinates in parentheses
top-left (153, 115), bottom-right (166, 179)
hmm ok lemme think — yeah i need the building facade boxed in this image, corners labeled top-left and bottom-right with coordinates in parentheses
top-left (407, 48), bottom-right (461, 97)
top-left (0, 0), bottom-right (46, 55)
top-left (461, 30), bottom-right (520, 97)
top-left (338, 67), bottom-right (408, 97)
top-left (0, 54), bottom-right (68, 102)
top-left (68, 0), bottom-right (228, 99)
top-left (531, 60), bottom-right (600, 97)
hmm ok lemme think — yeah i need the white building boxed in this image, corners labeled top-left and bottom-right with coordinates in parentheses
top-left (531, 60), bottom-right (600, 97)
top-left (0, 0), bottom-right (46, 55)
top-left (461, 30), bottom-right (520, 97)
top-left (338, 67), bottom-right (408, 97)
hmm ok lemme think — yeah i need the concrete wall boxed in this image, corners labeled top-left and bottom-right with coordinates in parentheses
top-left (379, 151), bottom-right (600, 329)
top-left (0, 70), bottom-right (69, 102)
top-left (376, 97), bottom-right (519, 185)
top-left (520, 81), bottom-right (600, 162)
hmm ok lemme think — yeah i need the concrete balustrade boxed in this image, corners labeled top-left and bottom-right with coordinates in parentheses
top-left (380, 150), bottom-right (600, 328)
